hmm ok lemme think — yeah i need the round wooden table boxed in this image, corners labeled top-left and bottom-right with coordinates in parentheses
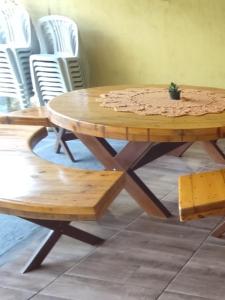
top-left (47, 85), bottom-right (225, 218)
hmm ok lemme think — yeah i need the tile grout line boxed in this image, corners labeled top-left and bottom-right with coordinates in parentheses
top-left (26, 223), bottom-right (131, 299)
top-left (27, 209), bottom-right (146, 299)
top-left (155, 223), bottom-right (221, 300)
top-left (26, 244), bottom-right (100, 300)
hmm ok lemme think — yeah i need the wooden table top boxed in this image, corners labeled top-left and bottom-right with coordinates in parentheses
top-left (47, 85), bottom-right (225, 142)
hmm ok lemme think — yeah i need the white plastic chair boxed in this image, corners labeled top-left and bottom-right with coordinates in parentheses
top-left (0, 1), bottom-right (40, 108)
top-left (30, 15), bottom-right (87, 105)
top-left (38, 15), bottom-right (79, 56)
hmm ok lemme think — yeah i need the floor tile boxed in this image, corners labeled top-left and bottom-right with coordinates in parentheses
top-left (40, 274), bottom-right (156, 300)
top-left (158, 291), bottom-right (212, 300)
top-left (125, 215), bottom-right (210, 249)
top-left (0, 229), bottom-right (96, 292)
top-left (66, 225), bottom-right (207, 297)
top-left (31, 295), bottom-right (70, 300)
top-left (167, 242), bottom-right (225, 299)
top-left (0, 286), bottom-right (34, 300)
top-left (142, 202), bottom-right (222, 231)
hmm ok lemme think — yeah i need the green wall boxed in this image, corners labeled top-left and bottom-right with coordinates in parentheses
top-left (22, 0), bottom-right (225, 88)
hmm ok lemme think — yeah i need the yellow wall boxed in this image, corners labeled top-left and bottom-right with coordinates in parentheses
top-left (22, 0), bottom-right (225, 88)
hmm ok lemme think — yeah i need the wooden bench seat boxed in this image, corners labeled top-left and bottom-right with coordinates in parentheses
top-left (0, 125), bottom-right (124, 272)
top-left (0, 106), bottom-right (77, 162)
top-left (179, 169), bottom-right (225, 237)
top-left (0, 106), bottom-right (50, 126)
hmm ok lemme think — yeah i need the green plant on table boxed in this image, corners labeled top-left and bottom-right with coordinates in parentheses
top-left (168, 82), bottom-right (181, 100)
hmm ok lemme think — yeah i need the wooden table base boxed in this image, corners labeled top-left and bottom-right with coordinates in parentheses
top-left (76, 133), bottom-right (191, 219)
top-left (21, 218), bottom-right (104, 273)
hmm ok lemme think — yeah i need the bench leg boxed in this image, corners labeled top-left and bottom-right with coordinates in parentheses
top-left (21, 219), bottom-right (104, 273)
top-left (211, 221), bottom-right (225, 238)
top-left (61, 224), bottom-right (104, 245)
top-left (54, 127), bottom-right (76, 162)
top-left (22, 229), bottom-right (61, 273)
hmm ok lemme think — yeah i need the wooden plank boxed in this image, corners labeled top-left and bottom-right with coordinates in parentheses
top-left (0, 107), bottom-right (51, 126)
top-left (178, 175), bottom-right (194, 213)
top-left (179, 169), bottom-right (225, 221)
top-left (0, 108), bottom-right (76, 162)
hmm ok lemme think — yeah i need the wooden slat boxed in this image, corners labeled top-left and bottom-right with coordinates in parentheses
top-left (179, 169), bottom-right (225, 221)
top-left (0, 125), bottom-right (124, 220)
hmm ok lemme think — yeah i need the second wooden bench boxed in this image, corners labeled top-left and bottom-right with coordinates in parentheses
top-left (0, 124), bottom-right (124, 273)
top-left (179, 168), bottom-right (225, 238)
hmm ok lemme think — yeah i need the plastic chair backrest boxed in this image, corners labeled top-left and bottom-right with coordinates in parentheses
top-left (0, 1), bottom-right (31, 47)
top-left (38, 15), bottom-right (79, 57)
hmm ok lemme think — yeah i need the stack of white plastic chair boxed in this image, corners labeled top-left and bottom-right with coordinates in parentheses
top-left (30, 15), bottom-right (88, 162)
top-left (0, 0), bottom-right (40, 108)
top-left (30, 15), bottom-right (87, 105)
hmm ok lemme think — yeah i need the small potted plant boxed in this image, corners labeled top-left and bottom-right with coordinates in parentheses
top-left (168, 82), bottom-right (181, 100)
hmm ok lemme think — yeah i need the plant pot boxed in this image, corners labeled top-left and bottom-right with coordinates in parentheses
top-left (169, 90), bottom-right (181, 100)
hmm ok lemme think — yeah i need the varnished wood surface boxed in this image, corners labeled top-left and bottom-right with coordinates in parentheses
top-left (179, 169), bottom-right (225, 221)
top-left (47, 85), bottom-right (225, 142)
top-left (0, 107), bottom-right (51, 126)
top-left (0, 107), bottom-right (78, 162)
top-left (0, 125), bottom-right (124, 220)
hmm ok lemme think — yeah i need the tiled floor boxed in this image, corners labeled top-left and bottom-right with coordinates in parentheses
top-left (1, 142), bottom-right (225, 299)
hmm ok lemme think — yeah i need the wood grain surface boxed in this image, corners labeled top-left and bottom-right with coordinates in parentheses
top-left (179, 169), bottom-right (225, 220)
top-left (47, 85), bottom-right (225, 142)
top-left (0, 125), bottom-right (124, 220)
top-left (0, 107), bottom-right (51, 126)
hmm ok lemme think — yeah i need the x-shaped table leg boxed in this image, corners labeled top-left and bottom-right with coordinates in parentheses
top-left (76, 133), bottom-right (188, 219)
top-left (170, 141), bottom-right (225, 163)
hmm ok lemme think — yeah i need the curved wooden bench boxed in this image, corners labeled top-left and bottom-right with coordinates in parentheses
top-left (0, 106), bottom-right (77, 162)
top-left (0, 124), bottom-right (124, 272)
top-left (179, 169), bottom-right (225, 238)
